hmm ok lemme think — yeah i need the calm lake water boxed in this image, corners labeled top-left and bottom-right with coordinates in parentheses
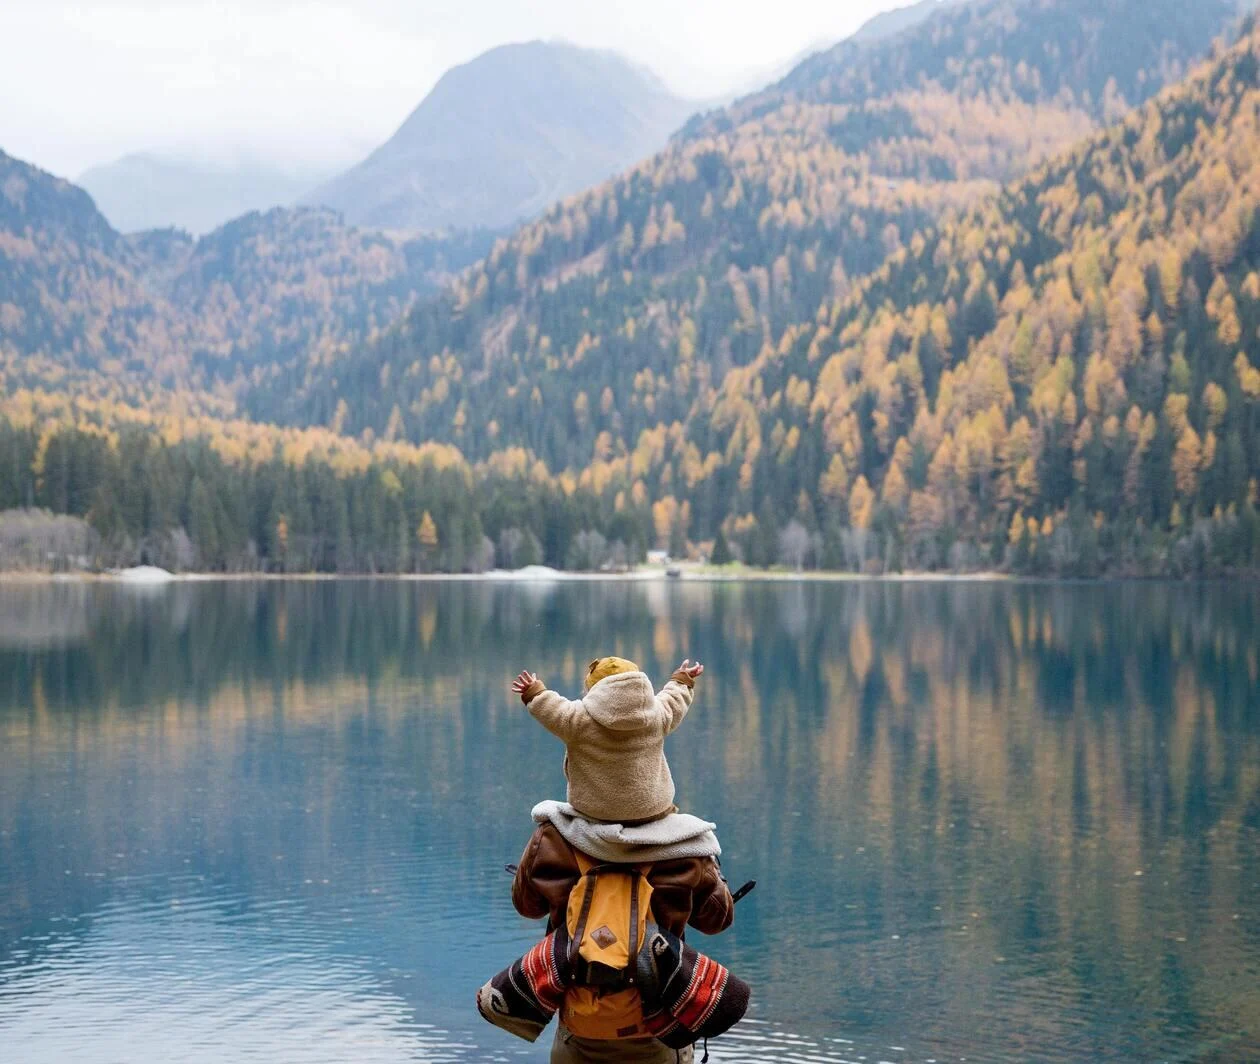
top-left (0, 578), bottom-right (1258, 1063)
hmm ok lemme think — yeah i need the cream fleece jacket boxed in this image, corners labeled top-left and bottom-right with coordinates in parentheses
top-left (524, 671), bottom-right (693, 823)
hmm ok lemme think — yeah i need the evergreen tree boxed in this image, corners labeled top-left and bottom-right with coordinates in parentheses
top-left (711, 527), bottom-right (733, 566)
top-left (188, 477), bottom-right (220, 570)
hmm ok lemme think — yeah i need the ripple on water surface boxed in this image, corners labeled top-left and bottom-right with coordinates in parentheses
top-left (0, 885), bottom-right (497, 1063)
top-left (0, 877), bottom-right (955, 1063)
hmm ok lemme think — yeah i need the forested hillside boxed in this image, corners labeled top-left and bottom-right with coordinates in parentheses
top-left (271, 0), bottom-right (1239, 467)
top-left (0, 152), bottom-right (188, 378)
top-left (254, 4), bottom-right (1257, 575)
top-left (0, 150), bottom-right (492, 403)
top-left (151, 209), bottom-right (493, 382)
top-left (717, 17), bottom-right (1260, 571)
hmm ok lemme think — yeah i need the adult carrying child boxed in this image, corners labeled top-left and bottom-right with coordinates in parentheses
top-left (477, 657), bottom-right (752, 1063)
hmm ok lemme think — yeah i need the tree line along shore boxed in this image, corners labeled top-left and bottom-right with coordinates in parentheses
top-left (3, 415), bottom-right (1258, 580)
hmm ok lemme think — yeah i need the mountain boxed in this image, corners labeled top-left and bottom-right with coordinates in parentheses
top-left (772, 0), bottom-right (1227, 114)
top-left (720, 40), bottom-right (839, 101)
top-left (269, 0), bottom-right (1242, 461)
top-left (223, 0), bottom-right (1257, 578)
top-left (0, 150), bottom-right (187, 376)
top-left (704, 2), bottom-right (969, 125)
top-left (754, 12), bottom-right (1260, 571)
top-left (10, 12), bottom-right (1260, 577)
top-left (143, 208), bottom-right (496, 379)
top-left (0, 149), bottom-right (494, 401)
top-left (5, 0), bottom-right (1260, 577)
top-left (77, 154), bottom-right (338, 236)
top-left (302, 41), bottom-right (698, 232)
top-left (723, 1), bottom-right (971, 106)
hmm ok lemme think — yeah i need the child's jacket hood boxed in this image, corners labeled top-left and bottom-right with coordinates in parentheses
top-left (582, 671), bottom-right (657, 731)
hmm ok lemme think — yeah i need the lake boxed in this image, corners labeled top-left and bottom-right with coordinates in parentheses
top-left (0, 578), bottom-right (1257, 1063)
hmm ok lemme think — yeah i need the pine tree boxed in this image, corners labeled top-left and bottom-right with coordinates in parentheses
top-left (711, 527), bottom-right (733, 566)
top-left (188, 477), bottom-right (220, 570)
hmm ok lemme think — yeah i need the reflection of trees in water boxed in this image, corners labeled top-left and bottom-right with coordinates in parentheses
top-left (700, 582), bottom-right (1260, 1056)
top-left (0, 583), bottom-right (95, 648)
top-left (1, 581), bottom-right (1258, 1056)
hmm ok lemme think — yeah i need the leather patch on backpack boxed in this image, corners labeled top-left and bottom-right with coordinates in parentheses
top-left (616, 1023), bottom-right (640, 1037)
top-left (590, 925), bottom-right (617, 949)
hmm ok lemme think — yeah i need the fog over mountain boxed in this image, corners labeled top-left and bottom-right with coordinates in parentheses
top-left (77, 154), bottom-right (342, 236)
top-left (0, 0), bottom-right (913, 180)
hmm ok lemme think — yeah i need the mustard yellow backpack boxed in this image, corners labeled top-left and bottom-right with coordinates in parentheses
top-left (560, 850), bottom-right (655, 1040)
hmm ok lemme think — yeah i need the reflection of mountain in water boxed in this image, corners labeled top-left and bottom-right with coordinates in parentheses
top-left (1, 581), bottom-right (1258, 1060)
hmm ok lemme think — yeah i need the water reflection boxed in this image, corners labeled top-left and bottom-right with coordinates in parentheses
top-left (0, 579), bottom-right (1258, 1062)
top-left (0, 886), bottom-right (494, 1064)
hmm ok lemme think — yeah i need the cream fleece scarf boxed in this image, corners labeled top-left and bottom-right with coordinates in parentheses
top-left (531, 800), bottom-right (722, 863)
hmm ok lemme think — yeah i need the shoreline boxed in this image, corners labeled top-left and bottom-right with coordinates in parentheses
top-left (0, 567), bottom-right (1252, 586)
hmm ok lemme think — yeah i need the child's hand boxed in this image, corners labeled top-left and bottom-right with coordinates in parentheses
top-left (511, 671), bottom-right (539, 695)
top-left (676, 659), bottom-right (704, 680)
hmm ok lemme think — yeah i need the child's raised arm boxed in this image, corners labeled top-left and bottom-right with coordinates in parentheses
top-left (513, 670), bottom-right (584, 740)
top-left (656, 658), bottom-right (703, 734)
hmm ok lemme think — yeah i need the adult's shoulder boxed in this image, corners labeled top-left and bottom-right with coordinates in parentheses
top-left (525, 820), bottom-right (581, 870)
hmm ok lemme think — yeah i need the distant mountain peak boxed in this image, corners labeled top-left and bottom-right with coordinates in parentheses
top-left (302, 40), bottom-right (698, 233)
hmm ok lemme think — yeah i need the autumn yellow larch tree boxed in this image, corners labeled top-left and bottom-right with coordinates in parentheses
top-left (849, 476), bottom-right (875, 531)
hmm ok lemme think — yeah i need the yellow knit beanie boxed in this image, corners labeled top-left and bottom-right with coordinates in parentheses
top-left (584, 655), bottom-right (639, 691)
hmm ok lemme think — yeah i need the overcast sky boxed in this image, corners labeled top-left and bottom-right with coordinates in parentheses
top-left (0, 0), bottom-right (907, 179)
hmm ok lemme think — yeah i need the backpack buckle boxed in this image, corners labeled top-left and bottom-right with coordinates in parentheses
top-left (573, 958), bottom-right (632, 991)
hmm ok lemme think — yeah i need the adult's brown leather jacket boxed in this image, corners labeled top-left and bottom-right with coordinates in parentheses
top-left (511, 822), bottom-right (735, 938)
